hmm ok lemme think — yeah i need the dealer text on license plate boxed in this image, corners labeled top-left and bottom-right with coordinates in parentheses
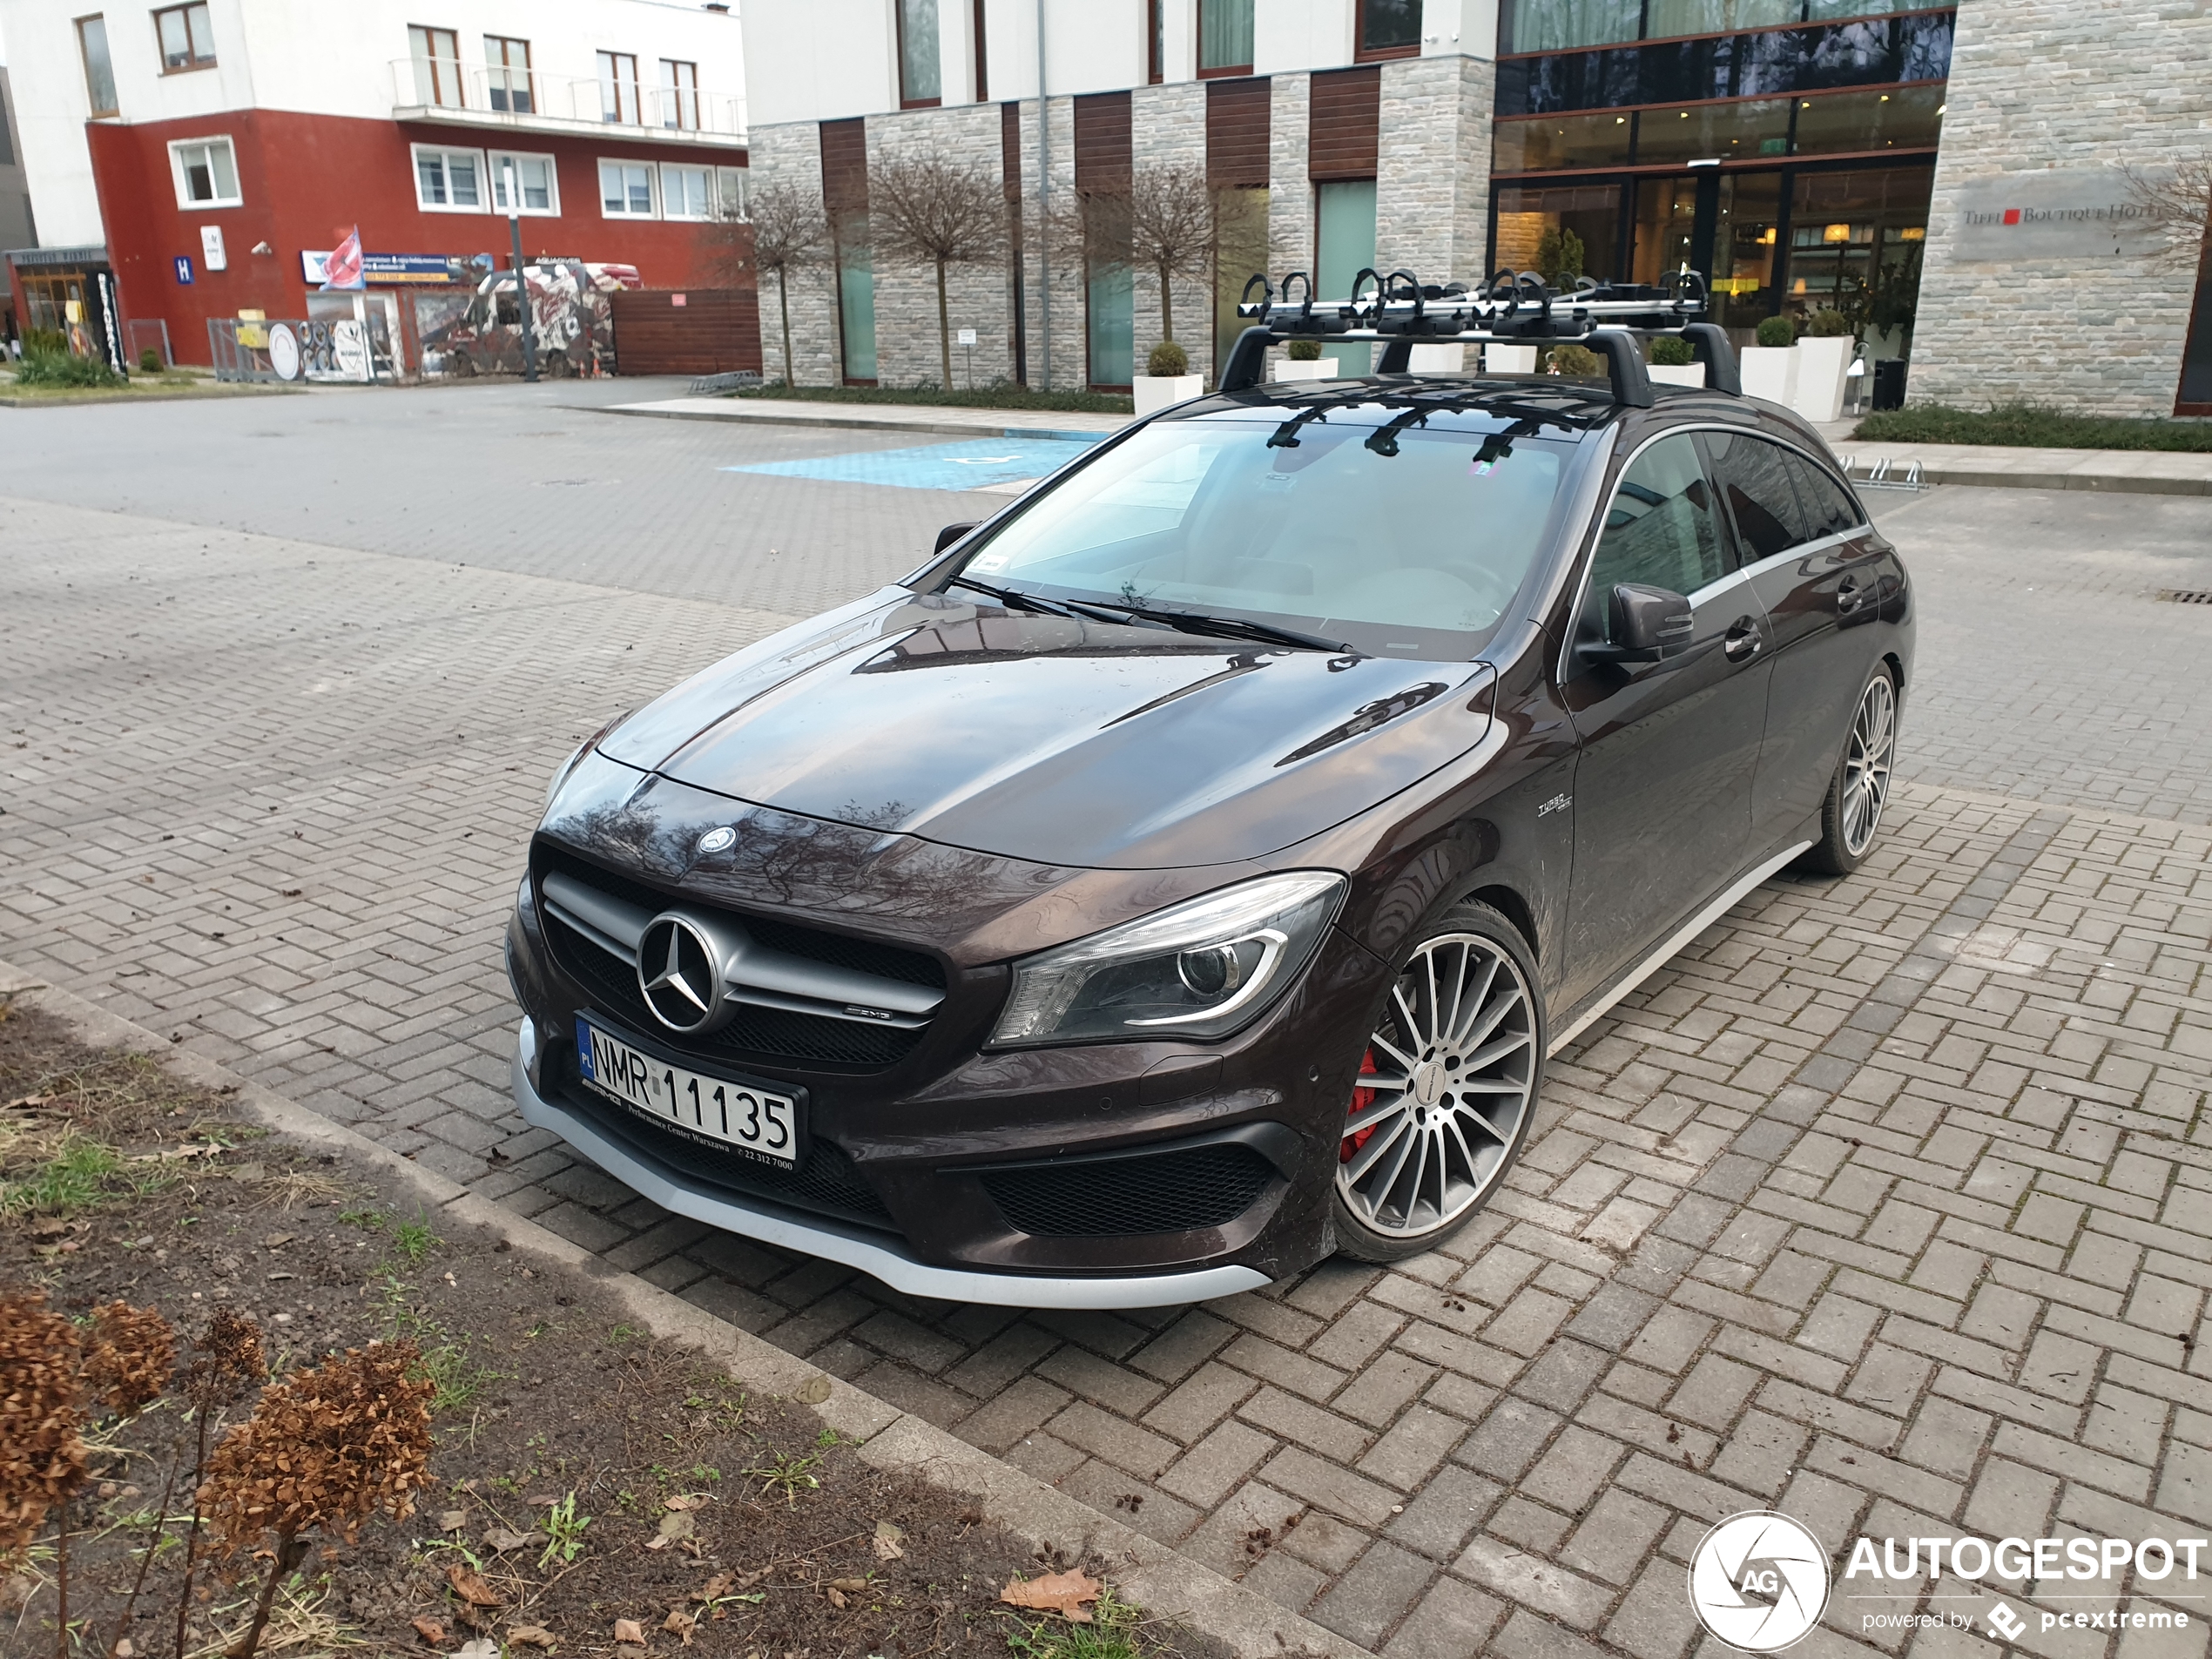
top-left (574, 1019), bottom-right (798, 1167)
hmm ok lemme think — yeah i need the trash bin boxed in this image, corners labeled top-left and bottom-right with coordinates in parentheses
top-left (1872, 359), bottom-right (1909, 410)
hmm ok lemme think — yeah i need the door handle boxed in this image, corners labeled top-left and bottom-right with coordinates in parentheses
top-left (1723, 616), bottom-right (1763, 662)
top-left (1837, 576), bottom-right (1865, 613)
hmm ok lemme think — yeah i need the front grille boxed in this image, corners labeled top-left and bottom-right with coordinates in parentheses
top-left (534, 845), bottom-right (942, 1071)
top-left (554, 1072), bottom-right (896, 1231)
top-left (981, 1143), bottom-right (1276, 1238)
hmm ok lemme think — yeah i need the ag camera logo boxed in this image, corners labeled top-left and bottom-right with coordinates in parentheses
top-left (1689, 1512), bottom-right (1831, 1651)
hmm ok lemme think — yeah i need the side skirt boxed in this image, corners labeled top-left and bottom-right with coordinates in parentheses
top-left (1545, 839), bottom-right (1814, 1057)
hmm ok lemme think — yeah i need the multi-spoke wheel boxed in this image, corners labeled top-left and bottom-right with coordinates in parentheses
top-left (1332, 904), bottom-right (1543, 1261)
top-left (1806, 664), bottom-right (1898, 876)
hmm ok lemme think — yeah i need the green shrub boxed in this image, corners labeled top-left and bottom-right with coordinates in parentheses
top-left (1534, 226), bottom-right (1585, 288)
top-left (1755, 315), bottom-right (1797, 349)
top-left (139, 347), bottom-right (165, 373)
top-left (22, 327), bottom-right (67, 355)
top-left (1146, 340), bottom-right (1189, 378)
top-left (1546, 344), bottom-right (1604, 378)
top-left (1285, 337), bottom-right (1324, 361)
top-left (1853, 401), bottom-right (2212, 452)
top-left (1806, 307), bottom-right (1851, 338)
top-left (1649, 335), bottom-right (1696, 367)
top-left (14, 348), bottom-right (125, 389)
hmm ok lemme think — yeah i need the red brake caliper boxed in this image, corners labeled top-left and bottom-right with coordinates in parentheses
top-left (1340, 1047), bottom-right (1381, 1163)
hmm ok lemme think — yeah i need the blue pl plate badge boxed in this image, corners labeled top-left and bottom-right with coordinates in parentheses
top-left (574, 1016), bottom-right (597, 1080)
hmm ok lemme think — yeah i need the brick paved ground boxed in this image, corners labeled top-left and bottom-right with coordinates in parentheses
top-left (5, 403), bottom-right (2212, 1658)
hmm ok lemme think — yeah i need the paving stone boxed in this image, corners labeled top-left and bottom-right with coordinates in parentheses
top-left (1308, 1541), bottom-right (1435, 1649)
top-left (1378, 1575), bottom-right (1508, 1659)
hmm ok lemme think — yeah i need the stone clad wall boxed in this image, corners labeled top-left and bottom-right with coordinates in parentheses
top-left (1376, 53), bottom-right (1496, 292)
top-left (866, 103), bottom-right (1016, 389)
top-left (746, 122), bottom-right (843, 388)
top-left (1910, 2), bottom-right (2212, 417)
top-left (1130, 81), bottom-right (1214, 382)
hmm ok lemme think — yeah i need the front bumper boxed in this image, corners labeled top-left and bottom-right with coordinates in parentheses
top-left (512, 1021), bottom-right (1272, 1309)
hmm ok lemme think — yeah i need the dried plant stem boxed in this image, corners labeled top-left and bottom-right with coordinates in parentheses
top-left (54, 1510), bottom-right (71, 1659)
top-left (109, 1447), bottom-right (185, 1657)
top-left (224, 1528), bottom-right (299, 1659)
top-left (172, 1410), bottom-right (213, 1659)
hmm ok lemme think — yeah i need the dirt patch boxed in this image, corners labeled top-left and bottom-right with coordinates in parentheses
top-left (1, 998), bottom-right (1225, 1659)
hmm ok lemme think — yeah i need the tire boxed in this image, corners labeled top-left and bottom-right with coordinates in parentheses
top-left (1803, 663), bottom-right (1898, 876)
top-left (1332, 901), bottom-right (1545, 1263)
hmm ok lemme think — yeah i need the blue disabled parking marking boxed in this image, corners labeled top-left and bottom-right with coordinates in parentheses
top-left (721, 435), bottom-right (1102, 492)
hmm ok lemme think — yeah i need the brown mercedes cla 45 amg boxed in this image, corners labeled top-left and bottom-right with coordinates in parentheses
top-left (507, 374), bottom-right (1911, 1308)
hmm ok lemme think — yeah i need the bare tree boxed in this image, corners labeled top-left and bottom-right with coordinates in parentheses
top-left (2123, 158), bottom-right (2212, 273)
top-left (869, 155), bottom-right (1006, 387)
top-left (1052, 165), bottom-right (1262, 360)
top-left (707, 182), bottom-right (828, 388)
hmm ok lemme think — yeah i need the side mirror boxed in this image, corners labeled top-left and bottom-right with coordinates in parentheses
top-left (1587, 583), bottom-right (1694, 664)
top-left (934, 521), bottom-right (977, 555)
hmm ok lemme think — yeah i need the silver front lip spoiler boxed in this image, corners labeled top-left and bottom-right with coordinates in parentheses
top-left (509, 1022), bottom-right (1271, 1311)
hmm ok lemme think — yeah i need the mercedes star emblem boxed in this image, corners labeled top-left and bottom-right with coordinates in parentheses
top-left (637, 914), bottom-right (723, 1033)
top-left (696, 826), bottom-right (738, 854)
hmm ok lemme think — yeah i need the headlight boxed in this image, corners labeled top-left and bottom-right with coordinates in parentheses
top-left (543, 711), bottom-right (630, 812)
top-left (989, 872), bottom-right (1345, 1047)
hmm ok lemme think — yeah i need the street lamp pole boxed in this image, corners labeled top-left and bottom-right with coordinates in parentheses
top-left (505, 163), bottom-right (539, 383)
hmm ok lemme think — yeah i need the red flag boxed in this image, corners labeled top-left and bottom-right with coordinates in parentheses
top-left (321, 226), bottom-right (365, 290)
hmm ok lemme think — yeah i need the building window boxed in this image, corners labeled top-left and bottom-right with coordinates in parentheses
top-left (597, 51), bottom-right (640, 123)
top-left (658, 58), bottom-right (698, 129)
top-left (1500, 0), bottom-right (1935, 53)
top-left (490, 151), bottom-right (558, 214)
top-left (716, 165), bottom-right (750, 219)
top-left (485, 36), bottom-right (533, 114)
top-left (661, 163), bottom-right (711, 219)
top-left (413, 144), bottom-right (486, 210)
top-left (408, 25), bottom-right (462, 108)
top-left (1355, 0), bottom-right (1422, 61)
top-left (1197, 0), bottom-right (1253, 77)
top-left (153, 2), bottom-right (215, 71)
top-left (897, 0), bottom-right (941, 107)
top-left (972, 0), bottom-right (988, 99)
top-left (168, 135), bottom-right (239, 206)
top-left (599, 159), bottom-right (656, 217)
top-left (78, 16), bottom-right (118, 114)
top-left (1146, 0), bottom-right (1163, 83)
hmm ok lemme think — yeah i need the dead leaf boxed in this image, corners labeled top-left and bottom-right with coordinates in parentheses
top-left (455, 1642), bottom-right (499, 1659)
top-left (792, 1374), bottom-right (833, 1405)
top-left (824, 1588), bottom-right (846, 1610)
top-left (410, 1617), bottom-right (448, 1645)
top-left (611, 1619), bottom-right (646, 1645)
top-left (262, 1232), bottom-right (293, 1248)
top-left (663, 1494), bottom-right (708, 1511)
top-left (644, 1510), bottom-right (694, 1551)
top-left (694, 1574), bottom-right (732, 1602)
top-left (873, 1519), bottom-right (906, 1562)
top-left (444, 1564), bottom-right (504, 1608)
top-left (507, 1628), bottom-right (556, 1649)
top-left (483, 1527), bottom-right (544, 1553)
top-left (526, 1494), bottom-right (561, 1507)
top-left (661, 1609), bottom-right (697, 1644)
top-left (437, 1509), bottom-right (468, 1531)
top-left (1000, 1569), bottom-right (1102, 1623)
top-left (827, 1578), bottom-right (867, 1595)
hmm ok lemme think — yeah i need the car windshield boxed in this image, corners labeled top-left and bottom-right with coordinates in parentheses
top-left (950, 409), bottom-right (1585, 659)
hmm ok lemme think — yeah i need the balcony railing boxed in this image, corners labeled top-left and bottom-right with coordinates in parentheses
top-left (390, 59), bottom-right (745, 140)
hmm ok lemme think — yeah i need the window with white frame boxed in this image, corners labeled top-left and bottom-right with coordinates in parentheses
top-left (169, 135), bottom-right (239, 206)
top-left (490, 151), bottom-right (559, 215)
top-left (661, 163), bottom-right (711, 219)
top-left (413, 143), bottom-right (487, 211)
top-left (599, 159), bottom-right (655, 217)
top-left (715, 166), bottom-right (750, 221)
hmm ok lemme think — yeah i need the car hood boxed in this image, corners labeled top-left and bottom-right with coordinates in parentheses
top-left (598, 590), bottom-right (1496, 870)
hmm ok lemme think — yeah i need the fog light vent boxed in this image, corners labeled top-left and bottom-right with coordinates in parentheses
top-left (2155, 590), bottom-right (2212, 605)
top-left (981, 1143), bottom-right (1274, 1238)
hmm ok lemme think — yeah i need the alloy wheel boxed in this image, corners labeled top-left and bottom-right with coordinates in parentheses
top-left (1841, 673), bottom-right (1896, 856)
top-left (1335, 933), bottom-right (1536, 1241)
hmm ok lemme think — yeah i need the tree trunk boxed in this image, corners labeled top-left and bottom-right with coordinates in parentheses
top-left (777, 269), bottom-right (794, 388)
top-left (934, 258), bottom-right (953, 389)
top-left (1159, 262), bottom-right (1175, 345)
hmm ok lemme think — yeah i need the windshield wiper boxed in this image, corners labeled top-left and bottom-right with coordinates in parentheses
top-left (1067, 598), bottom-right (1359, 656)
top-left (944, 575), bottom-right (1077, 617)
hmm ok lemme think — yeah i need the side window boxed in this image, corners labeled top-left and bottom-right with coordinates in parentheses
top-left (1703, 430), bottom-right (1811, 563)
top-left (1781, 450), bottom-right (1865, 540)
top-left (1581, 434), bottom-right (1728, 642)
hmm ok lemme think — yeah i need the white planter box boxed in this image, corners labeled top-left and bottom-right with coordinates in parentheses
top-left (1271, 358), bottom-right (1335, 381)
top-left (1483, 344), bottom-right (1539, 374)
top-left (1649, 362), bottom-right (1707, 388)
top-left (1791, 335), bottom-right (1853, 423)
top-left (1132, 373), bottom-right (1204, 415)
top-left (1740, 345), bottom-right (1800, 406)
top-left (1406, 342), bottom-right (1466, 372)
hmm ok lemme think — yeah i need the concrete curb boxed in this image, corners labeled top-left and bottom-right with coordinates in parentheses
top-left (0, 961), bottom-right (1362, 1659)
top-left (589, 400), bottom-right (1124, 443)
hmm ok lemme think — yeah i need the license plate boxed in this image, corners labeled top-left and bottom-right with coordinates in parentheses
top-left (574, 1017), bottom-right (800, 1168)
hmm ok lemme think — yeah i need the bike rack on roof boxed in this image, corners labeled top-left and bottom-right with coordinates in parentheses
top-left (1217, 267), bottom-right (1742, 408)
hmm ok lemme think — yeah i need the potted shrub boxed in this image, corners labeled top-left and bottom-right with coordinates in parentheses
top-left (1544, 343), bottom-right (1605, 379)
top-left (1648, 334), bottom-right (1705, 388)
top-left (1133, 340), bottom-right (1204, 415)
top-left (1271, 336), bottom-right (1335, 382)
top-left (1792, 307), bottom-right (1854, 422)
top-left (1741, 313), bottom-right (1800, 405)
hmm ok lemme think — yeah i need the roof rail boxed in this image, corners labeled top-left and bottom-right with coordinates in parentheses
top-left (1215, 268), bottom-right (1739, 407)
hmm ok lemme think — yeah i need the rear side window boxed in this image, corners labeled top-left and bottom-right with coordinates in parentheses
top-left (1582, 434), bottom-right (1727, 641)
top-left (1702, 429), bottom-right (1811, 562)
top-left (1781, 450), bottom-right (1865, 539)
